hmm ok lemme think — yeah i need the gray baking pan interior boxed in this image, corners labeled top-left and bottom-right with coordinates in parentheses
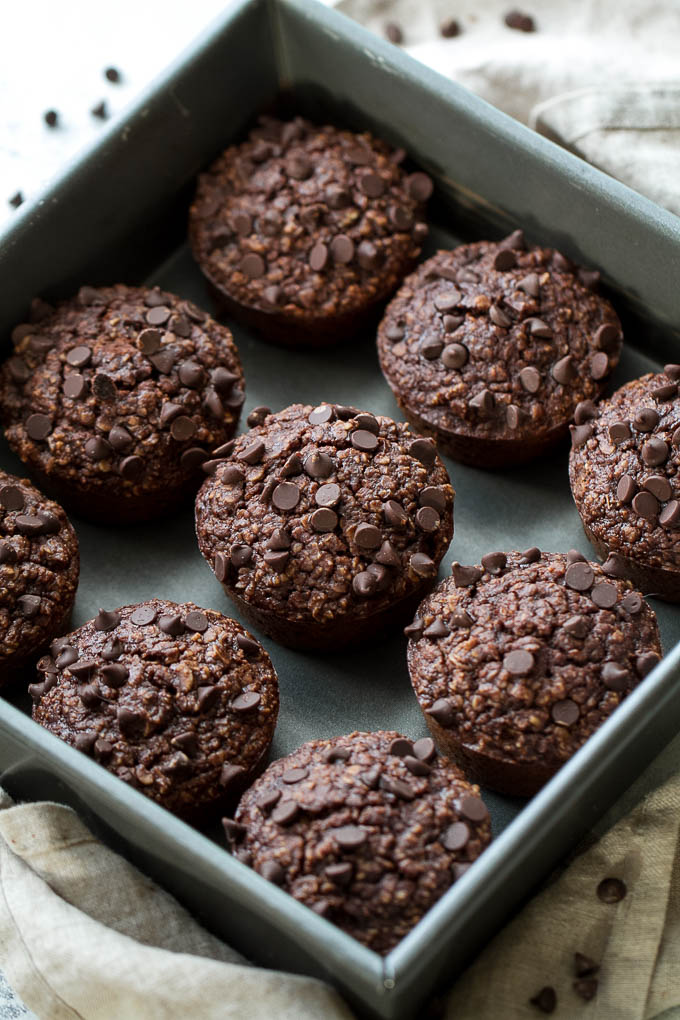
top-left (1, 1), bottom-right (680, 1018)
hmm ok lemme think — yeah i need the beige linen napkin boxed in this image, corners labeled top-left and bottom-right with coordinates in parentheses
top-left (3, 736), bottom-right (680, 1019)
top-left (336, 0), bottom-right (680, 217)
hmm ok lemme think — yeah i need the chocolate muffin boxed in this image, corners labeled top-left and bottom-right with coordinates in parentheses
top-left (0, 284), bottom-right (244, 523)
top-left (407, 550), bottom-right (661, 797)
top-left (188, 115), bottom-right (431, 346)
top-left (377, 231), bottom-right (623, 467)
top-left (31, 599), bottom-right (279, 818)
top-left (569, 367), bottom-right (680, 600)
top-left (195, 403), bottom-right (454, 650)
top-left (228, 730), bottom-right (492, 953)
top-left (0, 470), bottom-right (79, 683)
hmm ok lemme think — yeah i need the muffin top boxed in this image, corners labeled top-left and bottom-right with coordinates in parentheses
top-left (0, 470), bottom-right (79, 673)
top-left (31, 599), bottom-right (279, 814)
top-left (189, 116), bottom-right (430, 323)
top-left (569, 368), bottom-right (680, 569)
top-left (407, 550), bottom-right (661, 770)
top-left (0, 284), bottom-right (244, 504)
top-left (195, 403), bottom-right (454, 627)
top-left (231, 730), bottom-right (491, 954)
top-left (377, 234), bottom-right (622, 442)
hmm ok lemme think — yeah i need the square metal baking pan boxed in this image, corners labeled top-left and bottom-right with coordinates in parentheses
top-left (2, 1), bottom-right (680, 1017)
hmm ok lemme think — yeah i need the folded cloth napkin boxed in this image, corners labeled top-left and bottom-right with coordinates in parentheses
top-left (2, 734), bottom-right (680, 1020)
top-left (336, 0), bottom-right (680, 216)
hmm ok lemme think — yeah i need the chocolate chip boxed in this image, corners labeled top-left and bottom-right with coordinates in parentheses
top-left (459, 795), bottom-right (488, 822)
top-left (601, 553), bottom-right (627, 578)
top-left (493, 248), bottom-right (516, 271)
top-left (74, 732), bottom-right (98, 754)
top-left (0, 485), bottom-right (24, 511)
top-left (309, 243), bottom-right (328, 272)
top-left (481, 551), bottom-right (507, 575)
top-left (601, 661), bottom-right (629, 691)
top-left (351, 429), bottom-right (379, 453)
top-left (264, 549), bottom-right (289, 572)
top-left (324, 747), bottom-right (350, 764)
top-left (325, 863), bottom-right (353, 886)
top-left (437, 342), bottom-right (468, 371)
top-left (551, 699), bottom-right (579, 727)
top-left (240, 253), bottom-right (266, 279)
top-left (615, 474), bottom-right (636, 504)
top-left (185, 610), bottom-right (208, 633)
top-left (419, 337), bottom-right (443, 360)
top-left (236, 633), bottom-right (260, 658)
top-left (231, 690), bottom-right (261, 712)
top-left (282, 767), bottom-right (309, 785)
top-left (565, 561), bottom-right (594, 591)
top-left (149, 349), bottom-right (175, 375)
top-left (410, 552), bottom-right (436, 578)
top-left (553, 355), bottom-right (576, 385)
top-left (379, 775), bottom-right (416, 800)
top-left (178, 361), bottom-right (204, 389)
top-left (591, 581), bottom-right (618, 608)
top-left (102, 638), bottom-right (123, 661)
top-left (158, 613), bottom-right (185, 636)
top-left (469, 388), bottom-right (495, 415)
top-left (266, 528), bottom-right (291, 551)
top-left (574, 979), bottom-right (598, 1002)
top-left (407, 171), bottom-right (434, 201)
top-left (642, 437), bottom-right (669, 467)
top-left (574, 952), bottom-right (599, 978)
top-left (652, 382), bottom-right (677, 401)
top-left (106, 425), bottom-right (134, 453)
top-left (597, 877), bottom-right (626, 903)
top-left (384, 21), bottom-right (403, 43)
top-left (660, 500), bottom-right (680, 527)
top-left (643, 475), bottom-right (672, 501)
top-left (14, 513), bottom-right (44, 536)
top-left (420, 487), bottom-right (447, 512)
top-left (94, 608), bottom-right (120, 632)
top-left (271, 482), bottom-right (300, 512)
top-left (169, 416), bottom-right (196, 442)
top-left (92, 373), bottom-right (116, 400)
top-left (196, 685), bottom-right (219, 712)
top-left (308, 404), bottom-right (334, 425)
top-left (98, 662), bottom-right (128, 689)
top-left (403, 617), bottom-right (424, 640)
top-left (606, 421), bottom-right (631, 445)
top-left (352, 571), bottom-right (377, 597)
top-left (416, 506), bottom-right (440, 532)
top-left (451, 563), bottom-right (483, 587)
top-left (0, 541), bottom-right (17, 564)
top-left (62, 372), bottom-right (87, 400)
top-left (424, 619), bottom-right (450, 638)
top-left (632, 490), bottom-right (659, 519)
top-left (238, 439), bottom-right (265, 465)
top-left (220, 763), bottom-right (246, 788)
top-left (79, 683), bottom-right (102, 709)
top-left (442, 821), bottom-right (470, 851)
top-left (18, 594), bottom-right (40, 617)
top-left (409, 438), bottom-right (437, 468)
top-left (230, 545), bottom-right (253, 569)
top-left (595, 323), bottom-right (620, 352)
top-left (633, 407), bottom-right (659, 432)
top-left (382, 500), bottom-right (407, 529)
top-left (120, 456), bottom-right (144, 481)
top-left (130, 605), bottom-right (157, 626)
top-left (315, 483), bottom-right (341, 509)
top-left (489, 304), bottom-right (511, 328)
top-left (562, 614), bottom-right (587, 639)
top-left (636, 651), bottom-right (660, 677)
top-left (590, 352), bottom-right (609, 380)
top-left (503, 649), bottom-right (534, 675)
top-left (85, 436), bottom-right (113, 461)
top-left (574, 400), bottom-right (599, 424)
top-left (517, 366), bottom-right (540, 394)
top-left (528, 987), bottom-right (556, 1014)
top-left (516, 273), bottom-right (539, 298)
top-left (570, 423), bottom-right (593, 448)
top-left (26, 413), bottom-right (52, 441)
top-left (427, 698), bottom-right (456, 726)
top-left (412, 737), bottom-right (436, 763)
top-left (505, 405), bottom-right (525, 430)
top-left (65, 345), bottom-right (91, 368)
top-left (271, 800), bottom-right (299, 826)
top-left (351, 522), bottom-right (380, 550)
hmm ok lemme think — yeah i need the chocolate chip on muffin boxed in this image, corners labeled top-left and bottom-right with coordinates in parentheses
top-left (0, 285), bottom-right (244, 523)
top-left (377, 232), bottom-right (622, 467)
top-left (195, 403), bottom-right (454, 649)
top-left (0, 470), bottom-right (79, 682)
top-left (407, 550), bottom-right (661, 796)
top-left (570, 368), bottom-right (680, 600)
top-left (31, 600), bottom-right (278, 818)
top-left (188, 116), bottom-right (431, 346)
top-left (229, 730), bottom-right (491, 953)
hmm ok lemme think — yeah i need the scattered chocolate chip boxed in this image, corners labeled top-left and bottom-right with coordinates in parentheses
top-left (551, 699), bottom-right (579, 726)
top-left (591, 581), bottom-right (618, 608)
top-left (503, 649), bottom-right (534, 675)
top-left (238, 438), bottom-right (265, 465)
top-left (241, 253), bottom-right (266, 279)
top-left (528, 987), bottom-right (556, 1014)
top-left (85, 436), bottom-right (113, 461)
top-left (149, 349), bottom-right (175, 374)
top-left (652, 383), bottom-right (677, 401)
top-left (573, 979), bottom-right (598, 1002)
top-left (272, 481), bottom-right (300, 512)
top-left (236, 633), bottom-right (260, 658)
top-left (120, 455), bottom-right (144, 481)
top-left (442, 343), bottom-right (468, 369)
top-left (351, 429), bottom-right (379, 452)
top-left (574, 400), bottom-right (599, 425)
top-left (601, 553), bottom-right (627, 577)
top-left (403, 617), bottom-right (424, 640)
top-left (308, 404), bottom-right (334, 425)
top-left (407, 172), bottom-right (434, 201)
top-left (315, 482), bottom-right (341, 508)
top-left (469, 388), bottom-right (495, 415)
top-left (489, 304), bottom-right (511, 328)
top-left (159, 613), bottom-right (185, 636)
top-left (271, 800), bottom-right (299, 826)
top-left (18, 594), bottom-right (41, 617)
top-left (442, 821), bottom-right (470, 851)
top-left (597, 877), bottom-right (627, 903)
top-left (220, 763), bottom-right (246, 788)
